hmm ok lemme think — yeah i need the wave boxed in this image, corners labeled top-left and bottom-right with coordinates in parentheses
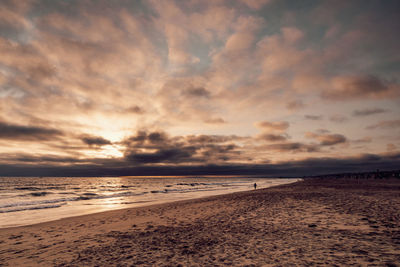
top-left (0, 191), bottom-right (148, 212)
top-left (15, 187), bottom-right (41, 191)
top-left (30, 192), bottom-right (51, 197)
top-left (0, 203), bottom-right (66, 213)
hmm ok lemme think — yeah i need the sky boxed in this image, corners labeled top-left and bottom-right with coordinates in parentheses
top-left (0, 0), bottom-right (399, 176)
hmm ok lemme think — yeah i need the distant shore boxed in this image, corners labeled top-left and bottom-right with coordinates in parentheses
top-left (1, 178), bottom-right (399, 266)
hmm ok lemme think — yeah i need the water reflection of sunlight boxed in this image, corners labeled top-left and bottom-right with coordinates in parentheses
top-left (94, 197), bottom-right (122, 210)
top-left (93, 177), bottom-right (125, 210)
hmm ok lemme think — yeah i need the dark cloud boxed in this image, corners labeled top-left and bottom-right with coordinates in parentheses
top-left (352, 108), bottom-right (388, 116)
top-left (186, 135), bottom-right (244, 144)
top-left (126, 105), bottom-right (144, 114)
top-left (148, 132), bottom-right (168, 143)
top-left (122, 130), bottom-right (241, 164)
top-left (322, 75), bottom-right (396, 100)
top-left (3, 151), bottom-right (398, 177)
top-left (304, 115), bottom-right (323, 120)
top-left (123, 131), bottom-right (168, 145)
top-left (0, 153), bottom-right (86, 164)
top-left (184, 87), bottom-right (210, 98)
top-left (319, 134), bottom-right (347, 146)
top-left (125, 147), bottom-right (197, 164)
top-left (199, 144), bottom-right (240, 162)
top-left (366, 120), bottom-right (400, 130)
top-left (306, 132), bottom-right (347, 146)
top-left (81, 135), bottom-right (112, 146)
top-left (256, 121), bottom-right (289, 131)
top-left (0, 121), bottom-right (62, 141)
top-left (264, 142), bottom-right (319, 153)
top-left (258, 133), bottom-right (288, 142)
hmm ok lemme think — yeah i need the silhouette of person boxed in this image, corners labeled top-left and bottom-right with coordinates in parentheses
top-left (254, 183), bottom-right (257, 190)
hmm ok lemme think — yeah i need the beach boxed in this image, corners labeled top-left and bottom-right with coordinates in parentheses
top-left (1, 178), bottom-right (399, 266)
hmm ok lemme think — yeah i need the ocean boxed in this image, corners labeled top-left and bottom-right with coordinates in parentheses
top-left (0, 176), bottom-right (299, 228)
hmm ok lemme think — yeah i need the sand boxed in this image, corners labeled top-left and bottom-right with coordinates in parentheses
top-left (1, 178), bottom-right (399, 266)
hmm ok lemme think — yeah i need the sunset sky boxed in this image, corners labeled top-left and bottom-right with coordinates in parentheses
top-left (0, 0), bottom-right (399, 176)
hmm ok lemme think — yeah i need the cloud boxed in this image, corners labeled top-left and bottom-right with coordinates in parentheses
top-left (352, 137), bottom-right (372, 144)
top-left (184, 87), bottom-right (211, 98)
top-left (0, 153), bottom-right (86, 164)
top-left (387, 143), bottom-right (397, 152)
top-left (304, 115), bottom-right (323, 120)
top-left (123, 130), bottom-right (197, 164)
top-left (286, 100), bottom-right (305, 111)
top-left (185, 135), bottom-right (244, 144)
top-left (255, 121), bottom-right (289, 131)
top-left (126, 105), bottom-right (145, 114)
top-left (315, 129), bottom-right (330, 134)
top-left (81, 135), bottom-right (112, 146)
top-left (240, 0), bottom-right (272, 10)
top-left (322, 75), bottom-right (399, 100)
top-left (264, 142), bottom-right (319, 153)
top-left (204, 117), bottom-right (226, 124)
top-left (258, 133), bottom-right (288, 142)
top-left (0, 0), bottom-right (399, 174)
top-left (1, 150), bottom-right (399, 177)
top-left (352, 108), bottom-right (388, 117)
top-left (125, 147), bottom-right (196, 164)
top-left (123, 131), bottom-right (168, 146)
top-left (0, 121), bottom-right (62, 141)
top-left (329, 115), bottom-right (348, 123)
top-left (122, 130), bottom-right (242, 164)
top-left (366, 120), bottom-right (400, 130)
top-left (306, 132), bottom-right (347, 146)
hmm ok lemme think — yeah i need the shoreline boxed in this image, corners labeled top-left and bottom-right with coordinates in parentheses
top-left (1, 178), bottom-right (399, 266)
top-left (1, 178), bottom-right (300, 229)
top-left (0, 180), bottom-right (300, 231)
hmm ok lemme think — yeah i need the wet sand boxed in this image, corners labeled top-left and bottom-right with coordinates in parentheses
top-left (1, 179), bottom-right (399, 266)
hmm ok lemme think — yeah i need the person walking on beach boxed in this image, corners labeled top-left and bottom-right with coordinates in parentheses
top-left (254, 183), bottom-right (257, 190)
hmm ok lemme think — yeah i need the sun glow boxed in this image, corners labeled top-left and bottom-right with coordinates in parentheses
top-left (85, 144), bottom-right (124, 158)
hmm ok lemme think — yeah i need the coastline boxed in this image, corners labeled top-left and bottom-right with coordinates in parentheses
top-left (0, 177), bottom-right (299, 229)
top-left (0, 179), bottom-right (300, 230)
top-left (1, 178), bottom-right (399, 266)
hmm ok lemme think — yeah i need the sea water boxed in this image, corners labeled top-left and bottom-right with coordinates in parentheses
top-left (0, 176), bottom-right (298, 228)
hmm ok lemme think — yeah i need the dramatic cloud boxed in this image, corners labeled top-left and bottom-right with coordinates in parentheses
top-left (0, 121), bottom-right (62, 141)
top-left (81, 135), bottom-right (112, 146)
top-left (0, 0), bottom-right (399, 175)
top-left (126, 147), bottom-right (197, 164)
top-left (122, 130), bottom-right (242, 165)
top-left (352, 108), bottom-right (388, 117)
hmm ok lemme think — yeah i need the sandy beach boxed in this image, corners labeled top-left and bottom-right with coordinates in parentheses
top-left (1, 178), bottom-right (400, 266)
